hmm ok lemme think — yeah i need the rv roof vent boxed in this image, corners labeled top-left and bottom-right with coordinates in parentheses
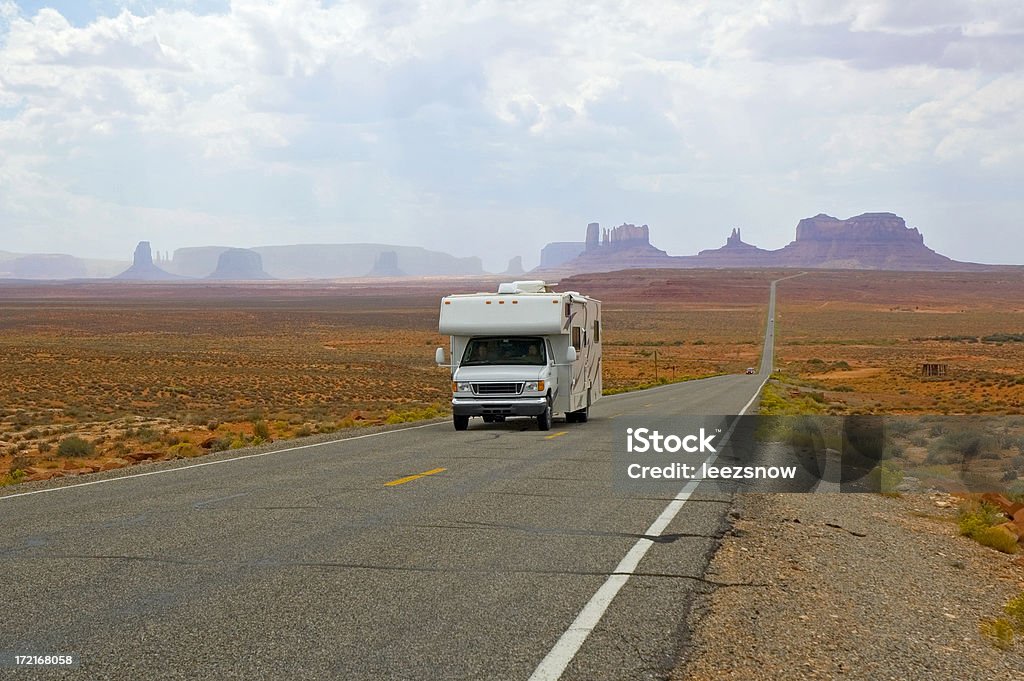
top-left (499, 280), bottom-right (549, 294)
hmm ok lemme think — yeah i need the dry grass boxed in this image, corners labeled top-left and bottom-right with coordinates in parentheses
top-left (10, 268), bottom-right (1018, 484)
top-left (0, 282), bottom-right (460, 481)
top-left (564, 269), bottom-right (777, 391)
top-left (0, 274), bottom-right (770, 482)
top-left (774, 270), bottom-right (1024, 415)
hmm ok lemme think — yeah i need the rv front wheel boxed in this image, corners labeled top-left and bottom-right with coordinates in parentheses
top-left (453, 415), bottom-right (469, 431)
top-left (537, 402), bottom-right (552, 431)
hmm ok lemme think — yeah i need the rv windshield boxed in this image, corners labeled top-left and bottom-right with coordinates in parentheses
top-left (461, 337), bottom-right (547, 366)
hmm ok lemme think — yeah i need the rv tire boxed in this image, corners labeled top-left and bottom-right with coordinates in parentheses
top-left (537, 401), bottom-right (552, 431)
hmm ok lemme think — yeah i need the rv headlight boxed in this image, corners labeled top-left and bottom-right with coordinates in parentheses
top-left (452, 382), bottom-right (473, 393)
top-left (523, 380), bottom-right (545, 392)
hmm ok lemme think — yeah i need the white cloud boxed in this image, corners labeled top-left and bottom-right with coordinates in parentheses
top-left (0, 0), bottom-right (1022, 270)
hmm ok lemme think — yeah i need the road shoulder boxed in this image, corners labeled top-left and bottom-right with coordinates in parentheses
top-left (674, 492), bottom-right (1024, 679)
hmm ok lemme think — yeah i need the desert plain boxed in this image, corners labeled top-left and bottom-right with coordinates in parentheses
top-left (2, 269), bottom-right (1023, 486)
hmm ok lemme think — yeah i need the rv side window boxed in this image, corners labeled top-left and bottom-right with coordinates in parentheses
top-left (571, 327), bottom-right (582, 352)
top-left (593, 320), bottom-right (601, 343)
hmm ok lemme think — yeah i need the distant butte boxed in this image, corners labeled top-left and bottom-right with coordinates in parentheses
top-left (772, 213), bottom-right (956, 270)
top-left (367, 250), bottom-right (405, 277)
top-left (563, 222), bottom-right (669, 270)
top-left (206, 248), bottom-right (273, 280)
top-left (503, 255), bottom-right (525, 276)
top-left (696, 227), bottom-right (771, 262)
top-left (113, 241), bottom-right (184, 280)
top-left (536, 213), bottom-right (1000, 274)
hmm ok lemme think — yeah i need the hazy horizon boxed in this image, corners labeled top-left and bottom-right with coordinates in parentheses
top-left (2, 1), bottom-right (1022, 271)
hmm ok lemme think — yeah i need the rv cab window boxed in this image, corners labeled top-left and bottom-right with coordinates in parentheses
top-left (461, 337), bottom-right (547, 366)
top-left (571, 327), bottom-right (582, 351)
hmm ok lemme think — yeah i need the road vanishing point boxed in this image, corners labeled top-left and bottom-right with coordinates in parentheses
top-left (0, 278), bottom-right (788, 680)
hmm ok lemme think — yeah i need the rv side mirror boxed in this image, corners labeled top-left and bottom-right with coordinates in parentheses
top-left (566, 347), bottom-right (577, 363)
top-left (435, 347), bottom-right (446, 365)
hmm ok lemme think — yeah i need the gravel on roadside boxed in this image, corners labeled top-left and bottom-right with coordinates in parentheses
top-left (674, 492), bottom-right (1024, 680)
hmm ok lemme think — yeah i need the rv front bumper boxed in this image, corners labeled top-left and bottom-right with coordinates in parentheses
top-left (451, 397), bottom-right (549, 417)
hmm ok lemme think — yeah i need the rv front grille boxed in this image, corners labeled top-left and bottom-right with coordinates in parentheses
top-left (473, 382), bottom-right (523, 395)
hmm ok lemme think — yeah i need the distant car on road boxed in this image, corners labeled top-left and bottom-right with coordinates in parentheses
top-left (745, 367), bottom-right (756, 374)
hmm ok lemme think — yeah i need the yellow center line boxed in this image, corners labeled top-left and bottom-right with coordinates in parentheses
top-left (384, 467), bottom-right (446, 487)
top-left (545, 431), bottom-right (568, 440)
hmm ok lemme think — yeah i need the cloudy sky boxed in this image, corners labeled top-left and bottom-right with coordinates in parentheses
top-left (1, 0), bottom-right (1022, 271)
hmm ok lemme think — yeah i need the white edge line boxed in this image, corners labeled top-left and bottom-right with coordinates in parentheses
top-left (528, 290), bottom-right (775, 681)
top-left (0, 421), bottom-right (448, 502)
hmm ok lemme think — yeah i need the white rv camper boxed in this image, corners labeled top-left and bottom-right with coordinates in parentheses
top-left (435, 281), bottom-right (602, 431)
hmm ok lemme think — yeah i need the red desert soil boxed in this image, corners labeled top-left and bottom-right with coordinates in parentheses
top-left (0, 273), bottom-right (768, 482)
top-left (4, 268), bottom-right (1023, 483)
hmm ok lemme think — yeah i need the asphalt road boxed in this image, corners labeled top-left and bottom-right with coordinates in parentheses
top-left (0, 280), bottom-right (780, 681)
